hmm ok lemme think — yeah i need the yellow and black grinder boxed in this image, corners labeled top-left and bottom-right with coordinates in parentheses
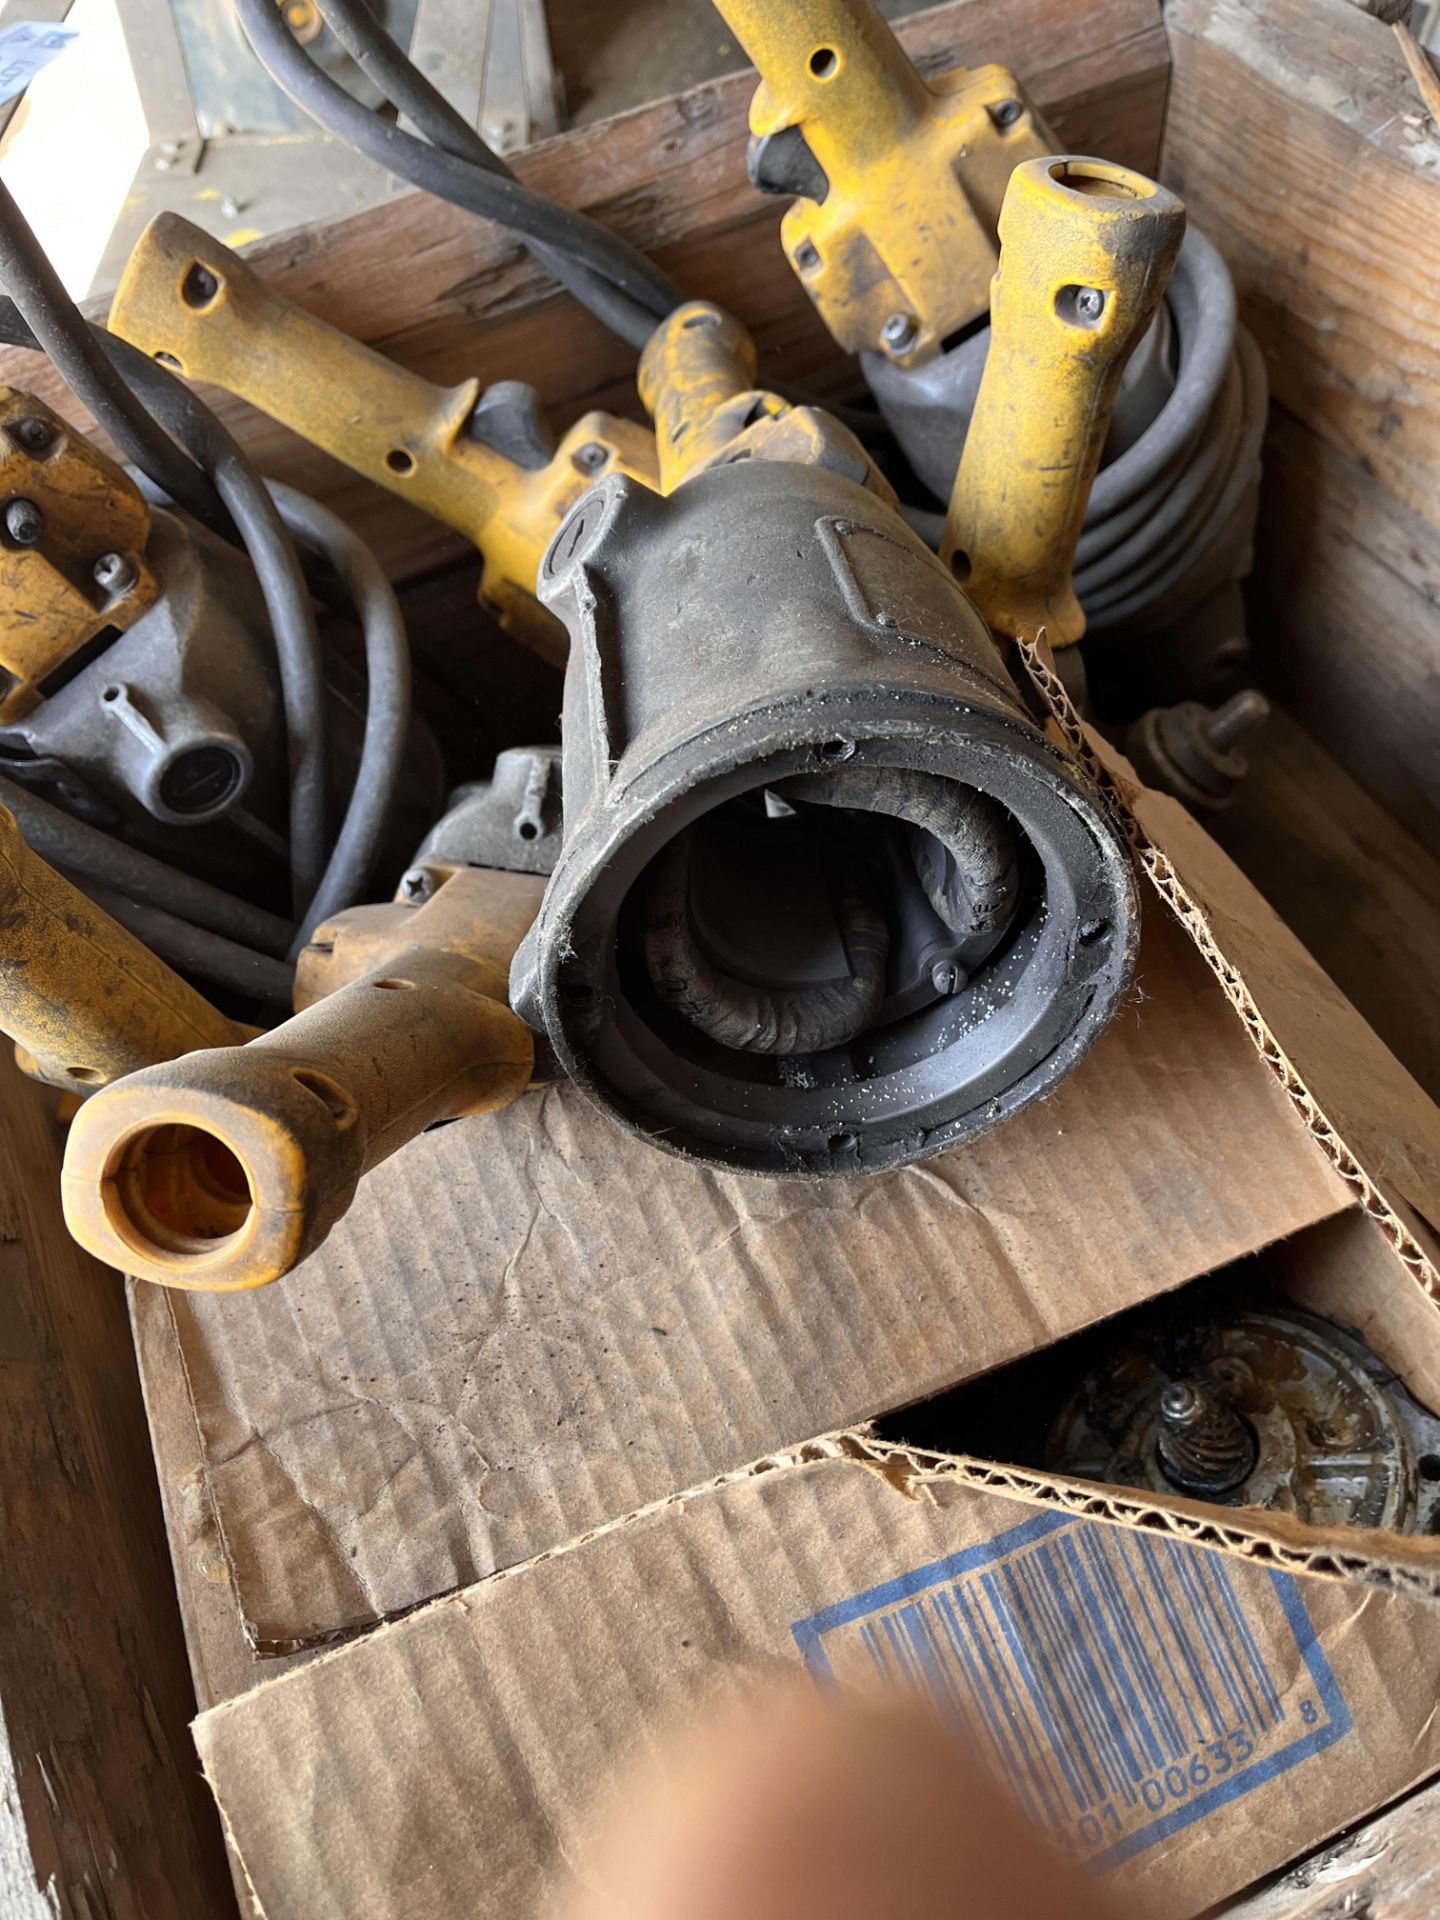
top-left (510, 156), bottom-right (1184, 1177)
top-left (56, 156), bottom-right (1186, 1297)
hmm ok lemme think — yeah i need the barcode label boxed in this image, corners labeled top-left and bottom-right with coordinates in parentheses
top-left (792, 1512), bottom-right (1350, 1869)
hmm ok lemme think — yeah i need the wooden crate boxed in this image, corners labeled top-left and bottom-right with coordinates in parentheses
top-left (0, 1), bottom-right (1437, 1912)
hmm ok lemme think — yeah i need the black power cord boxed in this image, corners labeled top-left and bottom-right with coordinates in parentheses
top-left (0, 193), bottom-right (413, 970)
top-left (0, 178), bottom-right (226, 531)
top-left (232, 0), bottom-right (682, 350)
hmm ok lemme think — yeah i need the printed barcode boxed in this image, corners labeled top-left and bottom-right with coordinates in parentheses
top-left (792, 1511), bottom-right (1350, 1869)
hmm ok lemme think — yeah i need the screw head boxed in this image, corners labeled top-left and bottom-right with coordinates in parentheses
top-left (990, 97), bottom-right (1023, 128)
top-left (1074, 286), bottom-right (1106, 321)
top-left (14, 417), bottom-right (52, 453)
top-left (930, 961), bottom-right (961, 996)
top-left (4, 498), bottom-right (43, 546)
top-left (400, 866), bottom-right (436, 904)
top-left (880, 311), bottom-right (919, 353)
top-left (794, 239), bottom-right (820, 272)
top-left (572, 441), bottom-right (609, 475)
top-left (93, 551), bottom-right (137, 595)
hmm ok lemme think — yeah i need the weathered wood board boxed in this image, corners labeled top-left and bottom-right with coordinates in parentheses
top-left (0, 0), bottom-right (1168, 583)
top-left (1165, 0), bottom-right (1440, 839)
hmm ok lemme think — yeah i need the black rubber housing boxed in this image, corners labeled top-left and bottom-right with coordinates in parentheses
top-left (511, 462), bottom-right (1139, 1177)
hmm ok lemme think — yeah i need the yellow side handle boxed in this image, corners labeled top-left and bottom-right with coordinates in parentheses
top-left (942, 157), bottom-right (1185, 648)
top-left (109, 214), bottom-right (657, 663)
top-left (61, 867), bottom-right (542, 1291)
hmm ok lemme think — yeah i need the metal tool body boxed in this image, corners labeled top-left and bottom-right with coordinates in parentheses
top-left (712, 0), bottom-right (1051, 366)
top-left (109, 213), bottom-right (658, 666)
top-left (0, 805), bottom-right (243, 1095)
top-left (0, 382), bottom-right (302, 876)
top-left (511, 294), bottom-right (1139, 1177)
top-left (941, 157), bottom-right (1185, 648)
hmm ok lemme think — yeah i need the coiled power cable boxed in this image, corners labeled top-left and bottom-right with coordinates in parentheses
top-left (232, 0), bottom-right (682, 349)
top-left (0, 187), bottom-right (415, 987)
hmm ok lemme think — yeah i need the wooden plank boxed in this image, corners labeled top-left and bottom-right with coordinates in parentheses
top-left (1163, 0), bottom-right (1440, 837)
top-left (0, 1053), bottom-right (235, 1918)
top-left (1243, 407), bottom-right (1440, 842)
top-left (0, 0), bottom-right (1168, 583)
top-left (1209, 701), bottom-right (1440, 1100)
top-left (1165, 0), bottom-right (1440, 532)
top-left (1221, 1770), bottom-right (1440, 1917)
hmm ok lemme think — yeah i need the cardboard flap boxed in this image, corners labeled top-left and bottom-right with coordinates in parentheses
top-left (164, 907), bottom-right (1348, 1650)
top-left (195, 1440), bottom-right (1440, 1920)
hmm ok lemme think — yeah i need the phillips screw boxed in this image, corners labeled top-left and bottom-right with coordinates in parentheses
top-left (4, 498), bottom-right (43, 545)
top-left (93, 551), bottom-right (137, 595)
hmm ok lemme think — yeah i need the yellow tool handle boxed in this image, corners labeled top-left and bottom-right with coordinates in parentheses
top-left (0, 805), bottom-right (243, 1094)
top-left (61, 948), bottom-right (534, 1291)
top-left (715, 0), bottom-right (929, 163)
top-left (638, 302), bottom-right (767, 492)
top-left (714, 0), bottom-right (1051, 361)
top-left (942, 157), bottom-right (1185, 648)
top-left (110, 215), bottom-right (659, 661)
top-left (110, 213), bottom-right (496, 542)
top-left (62, 867), bottom-right (544, 1291)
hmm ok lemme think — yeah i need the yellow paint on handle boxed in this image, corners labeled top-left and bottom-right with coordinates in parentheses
top-left (942, 157), bottom-right (1186, 648)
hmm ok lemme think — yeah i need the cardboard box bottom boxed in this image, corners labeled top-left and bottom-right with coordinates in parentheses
top-left (196, 1439), bottom-right (1440, 1920)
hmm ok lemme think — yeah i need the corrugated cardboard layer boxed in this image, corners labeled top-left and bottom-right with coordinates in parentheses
top-left (162, 906), bottom-right (1349, 1649)
top-left (196, 1442), bottom-right (1440, 1920)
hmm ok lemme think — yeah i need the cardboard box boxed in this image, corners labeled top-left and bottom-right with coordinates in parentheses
top-left (194, 1439), bottom-right (1440, 1920)
top-left (137, 895), bottom-right (1351, 1653)
top-left (136, 661), bottom-right (1440, 1914)
top-left (133, 655), bottom-right (1440, 1660)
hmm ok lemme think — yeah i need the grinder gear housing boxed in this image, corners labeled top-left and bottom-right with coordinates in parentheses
top-left (510, 455), bottom-right (1139, 1176)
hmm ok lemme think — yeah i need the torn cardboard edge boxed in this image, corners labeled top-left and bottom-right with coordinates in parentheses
top-left (1020, 634), bottom-right (1440, 1293)
top-left (197, 1417), bottom-right (1440, 1742)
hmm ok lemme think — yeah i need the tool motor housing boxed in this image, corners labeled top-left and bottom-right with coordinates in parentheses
top-left (511, 460), bottom-right (1139, 1176)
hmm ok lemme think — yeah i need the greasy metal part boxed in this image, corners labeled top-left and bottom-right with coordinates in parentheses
top-left (512, 453), bottom-right (1139, 1177)
top-left (61, 866), bottom-right (542, 1292)
top-left (0, 804), bottom-right (243, 1096)
top-left (108, 213), bottom-right (659, 664)
top-left (941, 157), bottom-right (1186, 649)
top-left (0, 508), bottom-right (275, 830)
top-left (412, 745), bottom-right (564, 877)
top-left (0, 387), bottom-right (159, 723)
top-left (406, 0), bottom-right (562, 156)
top-left (712, 0), bottom-right (1052, 365)
top-left (1047, 1307), bottom-right (1437, 1533)
top-left (1124, 689), bottom-right (1270, 813)
top-left (637, 299), bottom-right (890, 498)
top-left (1154, 1380), bottom-right (1258, 1496)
